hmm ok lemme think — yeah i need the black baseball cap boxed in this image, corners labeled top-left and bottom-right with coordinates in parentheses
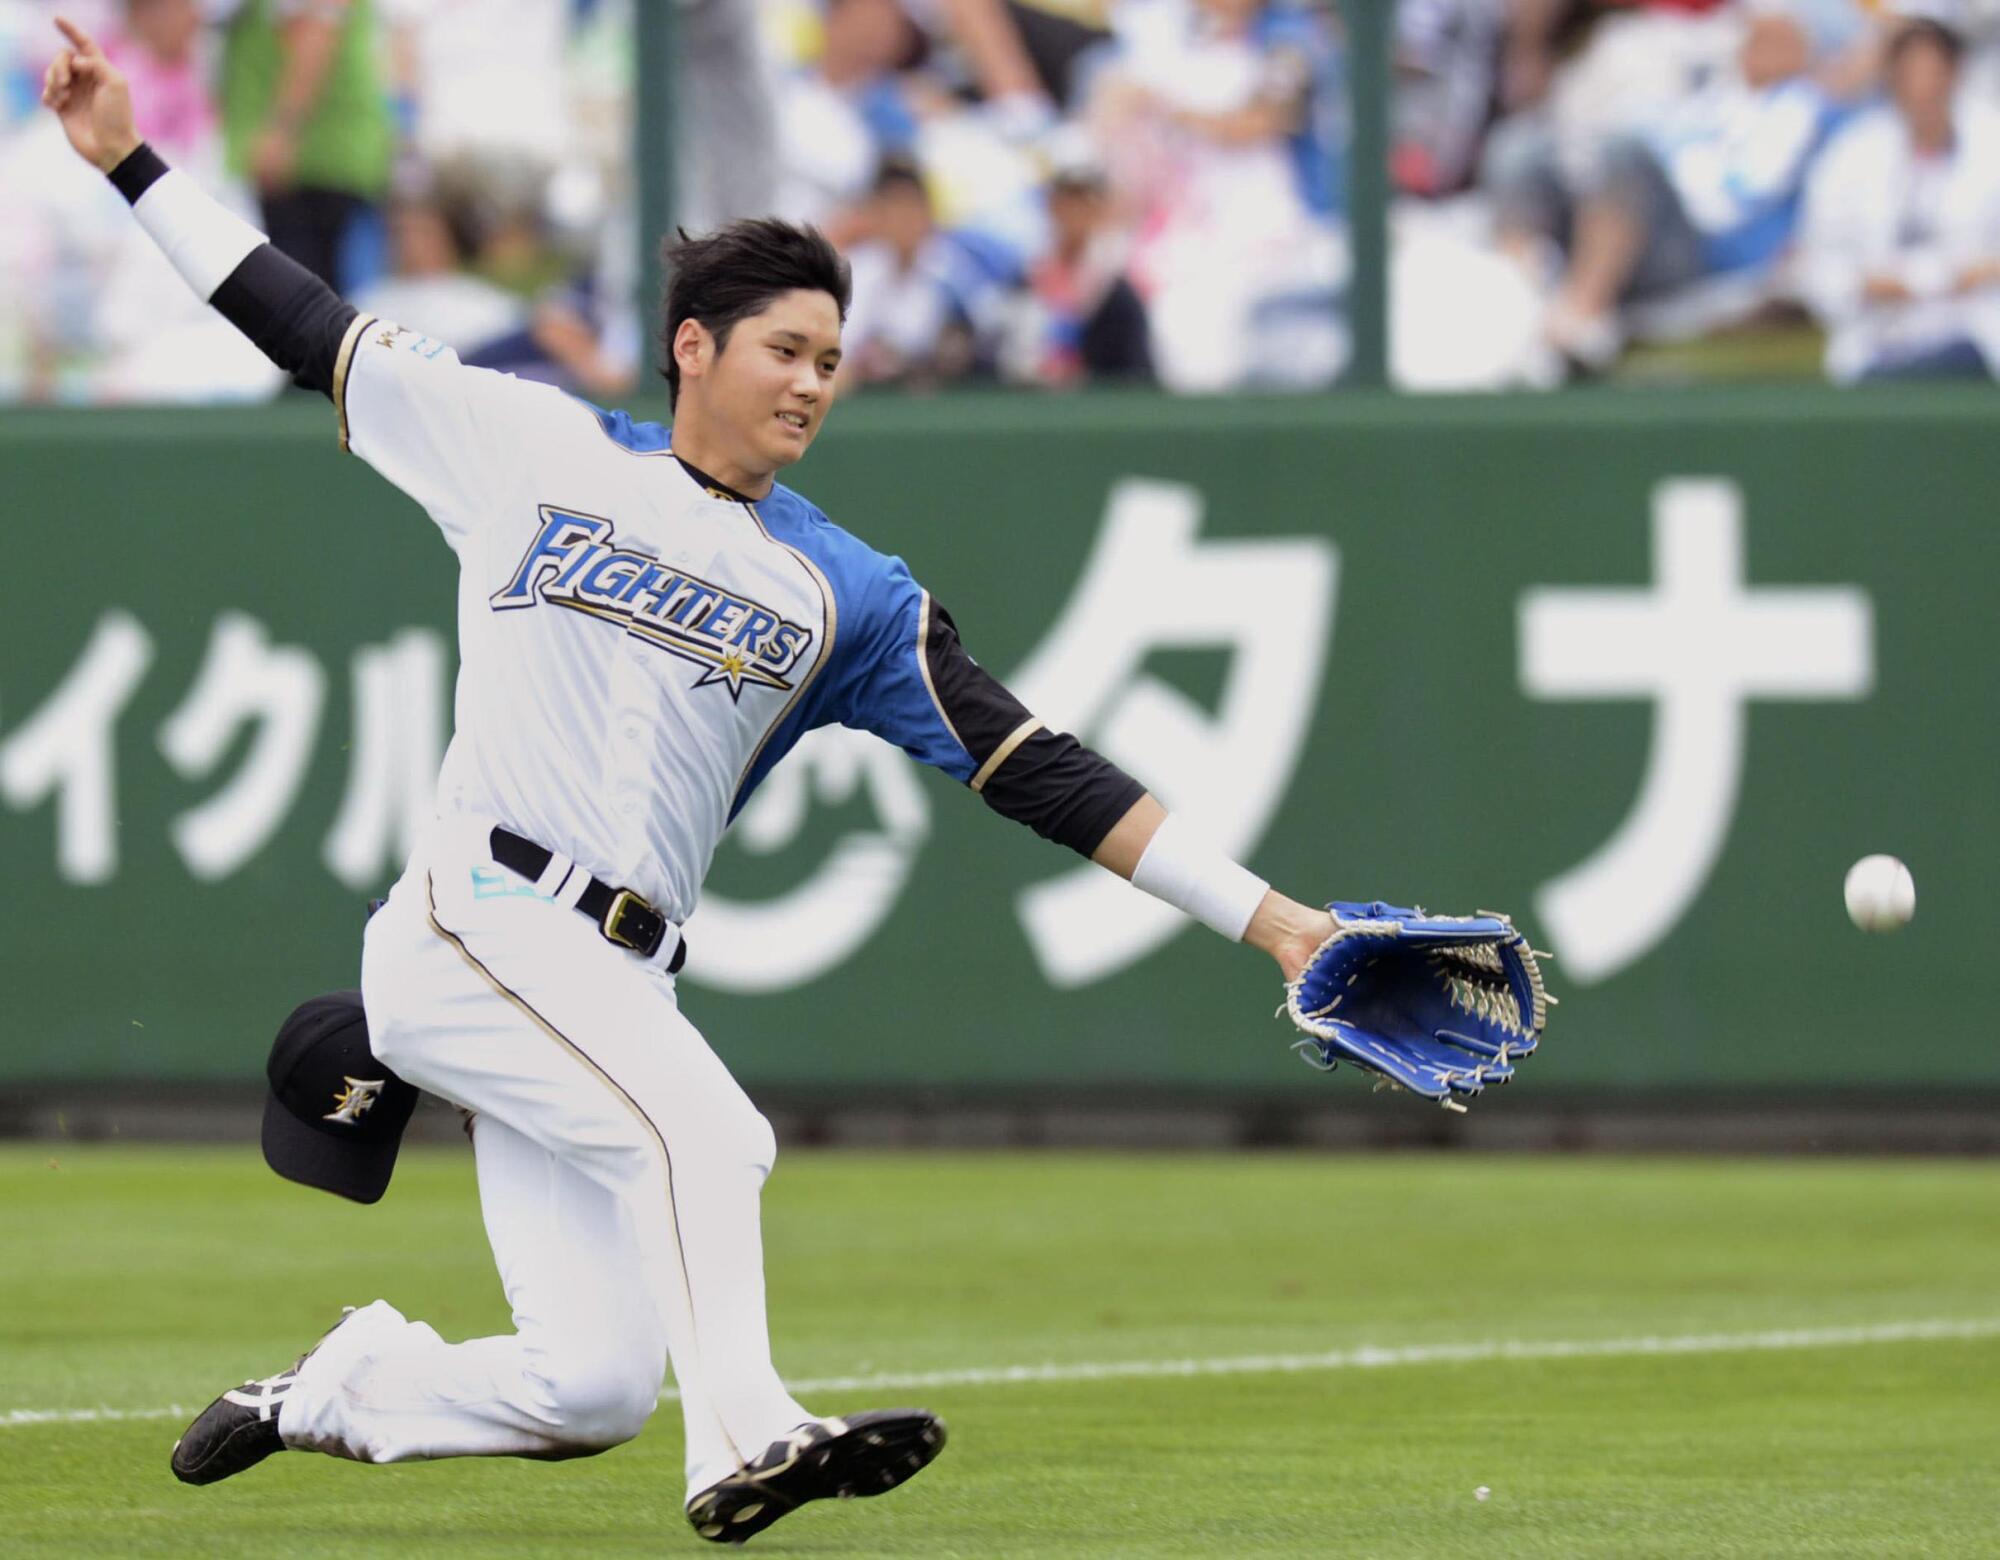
top-left (262, 991), bottom-right (418, 1204)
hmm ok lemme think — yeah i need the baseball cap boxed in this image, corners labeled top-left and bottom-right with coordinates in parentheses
top-left (262, 991), bottom-right (418, 1204)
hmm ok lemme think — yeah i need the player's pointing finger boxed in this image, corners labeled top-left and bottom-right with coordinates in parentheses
top-left (53, 16), bottom-right (103, 59)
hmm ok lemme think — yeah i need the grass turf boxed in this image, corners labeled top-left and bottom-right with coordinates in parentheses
top-left (2, 1147), bottom-right (1998, 1557)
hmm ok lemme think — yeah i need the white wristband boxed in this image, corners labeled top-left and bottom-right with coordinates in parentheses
top-left (132, 168), bottom-right (268, 301)
top-left (1129, 814), bottom-right (1270, 942)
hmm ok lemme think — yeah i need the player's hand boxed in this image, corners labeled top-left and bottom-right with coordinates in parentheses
top-left (1244, 891), bottom-right (1335, 985)
top-left (42, 17), bottom-right (139, 174)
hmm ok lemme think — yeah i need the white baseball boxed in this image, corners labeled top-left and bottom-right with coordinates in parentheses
top-left (1474, 1486), bottom-right (1491, 1502)
top-left (1844, 855), bottom-right (1915, 933)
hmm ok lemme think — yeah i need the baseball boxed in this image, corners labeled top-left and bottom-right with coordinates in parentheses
top-left (1844, 855), bottom-right (1915, 933)
top-left (1475, 1486), bottom-right (1491, 1502)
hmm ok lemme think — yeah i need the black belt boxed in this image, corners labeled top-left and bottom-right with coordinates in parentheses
top-left (490, 827), bottom-right (687, 974)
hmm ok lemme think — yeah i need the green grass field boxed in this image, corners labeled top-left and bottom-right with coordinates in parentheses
top-left (4, 1146), bottom-right (1998, 1558)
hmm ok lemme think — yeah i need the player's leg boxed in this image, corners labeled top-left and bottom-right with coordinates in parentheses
top-left (175, 848), bottom-right (789, 1485)
top-left (464, 1109), bottom-right (748, 1487)
top-left (388, 842), bottom-right (947, 1532)
top-left (170, 1104), bottom-right (675, 1483)
top-left (338, 841), bottom-right (811, 1487)
top-left (175, 825), bottom-right (944, 1526)
top-left (277, 1111), bottom-right (670, 1463)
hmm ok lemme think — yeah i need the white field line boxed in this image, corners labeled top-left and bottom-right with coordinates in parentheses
top-left (7, 1316), bottom-right (1999, 1432)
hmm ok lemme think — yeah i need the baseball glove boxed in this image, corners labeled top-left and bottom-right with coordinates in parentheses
top-left (1283, 902), bottom-right (1551, 1111)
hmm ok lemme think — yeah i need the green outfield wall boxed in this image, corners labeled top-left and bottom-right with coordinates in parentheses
top-left (1, 388), bottom-right (1993, 1092)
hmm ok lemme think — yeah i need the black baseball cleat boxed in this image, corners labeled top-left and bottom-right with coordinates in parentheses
top-left (685, 1409), bottom-right (947, 1545)
top-left (169, 1306), bottom-right (357, 1486)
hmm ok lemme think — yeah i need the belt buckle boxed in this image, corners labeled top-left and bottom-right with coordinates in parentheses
top-left (600, 888), bottom-right (662, 956)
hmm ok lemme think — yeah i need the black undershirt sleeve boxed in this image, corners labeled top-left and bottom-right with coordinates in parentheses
top-left (923, 600), bottom-right (1146, 858)
top-left (209, 248), bottom-right (359, 396)
top-left (106, 141), bottom-right (170, 203)
top-left (107, 142), bottom-right (358, 397)
top-left (980, 727), bottom-right (1149, 858)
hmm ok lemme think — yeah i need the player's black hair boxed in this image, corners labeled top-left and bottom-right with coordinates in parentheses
top-left (659, 219), bottom-right (852, 407)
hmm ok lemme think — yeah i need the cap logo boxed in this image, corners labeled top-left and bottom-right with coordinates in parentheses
top-left (325, 1077), bottom-right (387, 1124)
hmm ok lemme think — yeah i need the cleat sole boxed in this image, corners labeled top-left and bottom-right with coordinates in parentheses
top-left (686, 1410), bottom-right (946, 1545)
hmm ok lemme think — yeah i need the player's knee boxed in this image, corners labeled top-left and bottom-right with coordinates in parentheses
top-left (672, 1088), bottom-right (776, 1177)
top-left (703, 1074), bottom-right (777, 1175)
top-left (533, 1348), bottom-right (662, 1449)
top-left (599, 1087), bottom-right (772, 1186)
top-left (706, 1097), bottom-right (777, 1180)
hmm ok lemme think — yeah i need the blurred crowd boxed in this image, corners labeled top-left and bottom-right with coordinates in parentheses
top-left (1, 0), bottom-right (1997, 402)
top-left (0, 0), bottom-right (634, 403)
top-left (1435, 0), bottom-right (2000, 384)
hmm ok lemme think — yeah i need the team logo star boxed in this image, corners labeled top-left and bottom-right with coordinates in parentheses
top-left (692, 649), bottom-right (754, 702)
top-left (324, 1077), bottom-right (385, 1124)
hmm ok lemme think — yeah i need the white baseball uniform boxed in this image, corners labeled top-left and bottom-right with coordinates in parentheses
top-left (107, 151), bottom-right (1197, 1504)
top-left (271, 316), bottom-right (1146, 1497)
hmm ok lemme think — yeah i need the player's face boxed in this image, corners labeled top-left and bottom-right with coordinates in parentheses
top-left (710, 289), bottom-right (844, 474)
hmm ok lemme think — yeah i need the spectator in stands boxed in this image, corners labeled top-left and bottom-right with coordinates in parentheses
top-left (1092, 0), bottom-right (1343, 391)
top-left (1798, 16), bottom-right (2000, 382)
top-left (0, 0), bottom-right (280, 400)
top-left (1499, 0), bottom-right (1738, 126)
top-left (221, 0), bottom-right (393, 289)
top-left (1013, 141), bottom-right (1152, 385)
top-left (115, 0), bottom-right (209, 158)
top-left (387, 0), bottom-right (568, 175)
top-left (348, 153), bottom-right (633, 397)
top-left (350, 168), bottom-right (526, 354)
top-left (1489, 7), bottom-right (1847, 371)
top-left (937, 0), bottom-right (1113, 123)
top-left (1396, 0), bottom-right (1507, 197)
top-left (839, 155), bottom-right (1001, 388)
top-left (773, 0), bottom-right (929, 225)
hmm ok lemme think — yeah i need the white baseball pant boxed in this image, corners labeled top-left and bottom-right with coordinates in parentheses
top-left (278, 816), bottom-right (809, 1498)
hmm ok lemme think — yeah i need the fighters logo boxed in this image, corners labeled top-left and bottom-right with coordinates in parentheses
top-left (325, 1077), bottom-right (386, 1124)
top-left (376, 322), bottom-right (447, 361)
top-left (491, 507), bottom-right (814, 701)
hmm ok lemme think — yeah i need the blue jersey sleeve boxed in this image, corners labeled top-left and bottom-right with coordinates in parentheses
top-left (730, 490), bottom-right (974, 814)
top-left (733, 485), bottom-right (1144, 854)
top-left (834, 555), bottom-right (980, 779)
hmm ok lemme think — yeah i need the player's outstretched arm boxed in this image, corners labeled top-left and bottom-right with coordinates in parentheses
top-left (1096, 789), bottom-right (1548, 1108)
top-left (863, 587), bottom-right (1334, 978)
top-left (1091, 793), bottom-right (1333, 983)
top-left (42, 16), bottom-right (358, 396)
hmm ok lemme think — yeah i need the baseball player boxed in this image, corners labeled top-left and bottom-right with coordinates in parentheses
top-left (43, 18), bottom-right (1342, 1544)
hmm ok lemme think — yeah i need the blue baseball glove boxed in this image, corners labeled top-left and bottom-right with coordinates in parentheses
top-left (1283, 902), bottom-right (1551, 1111)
